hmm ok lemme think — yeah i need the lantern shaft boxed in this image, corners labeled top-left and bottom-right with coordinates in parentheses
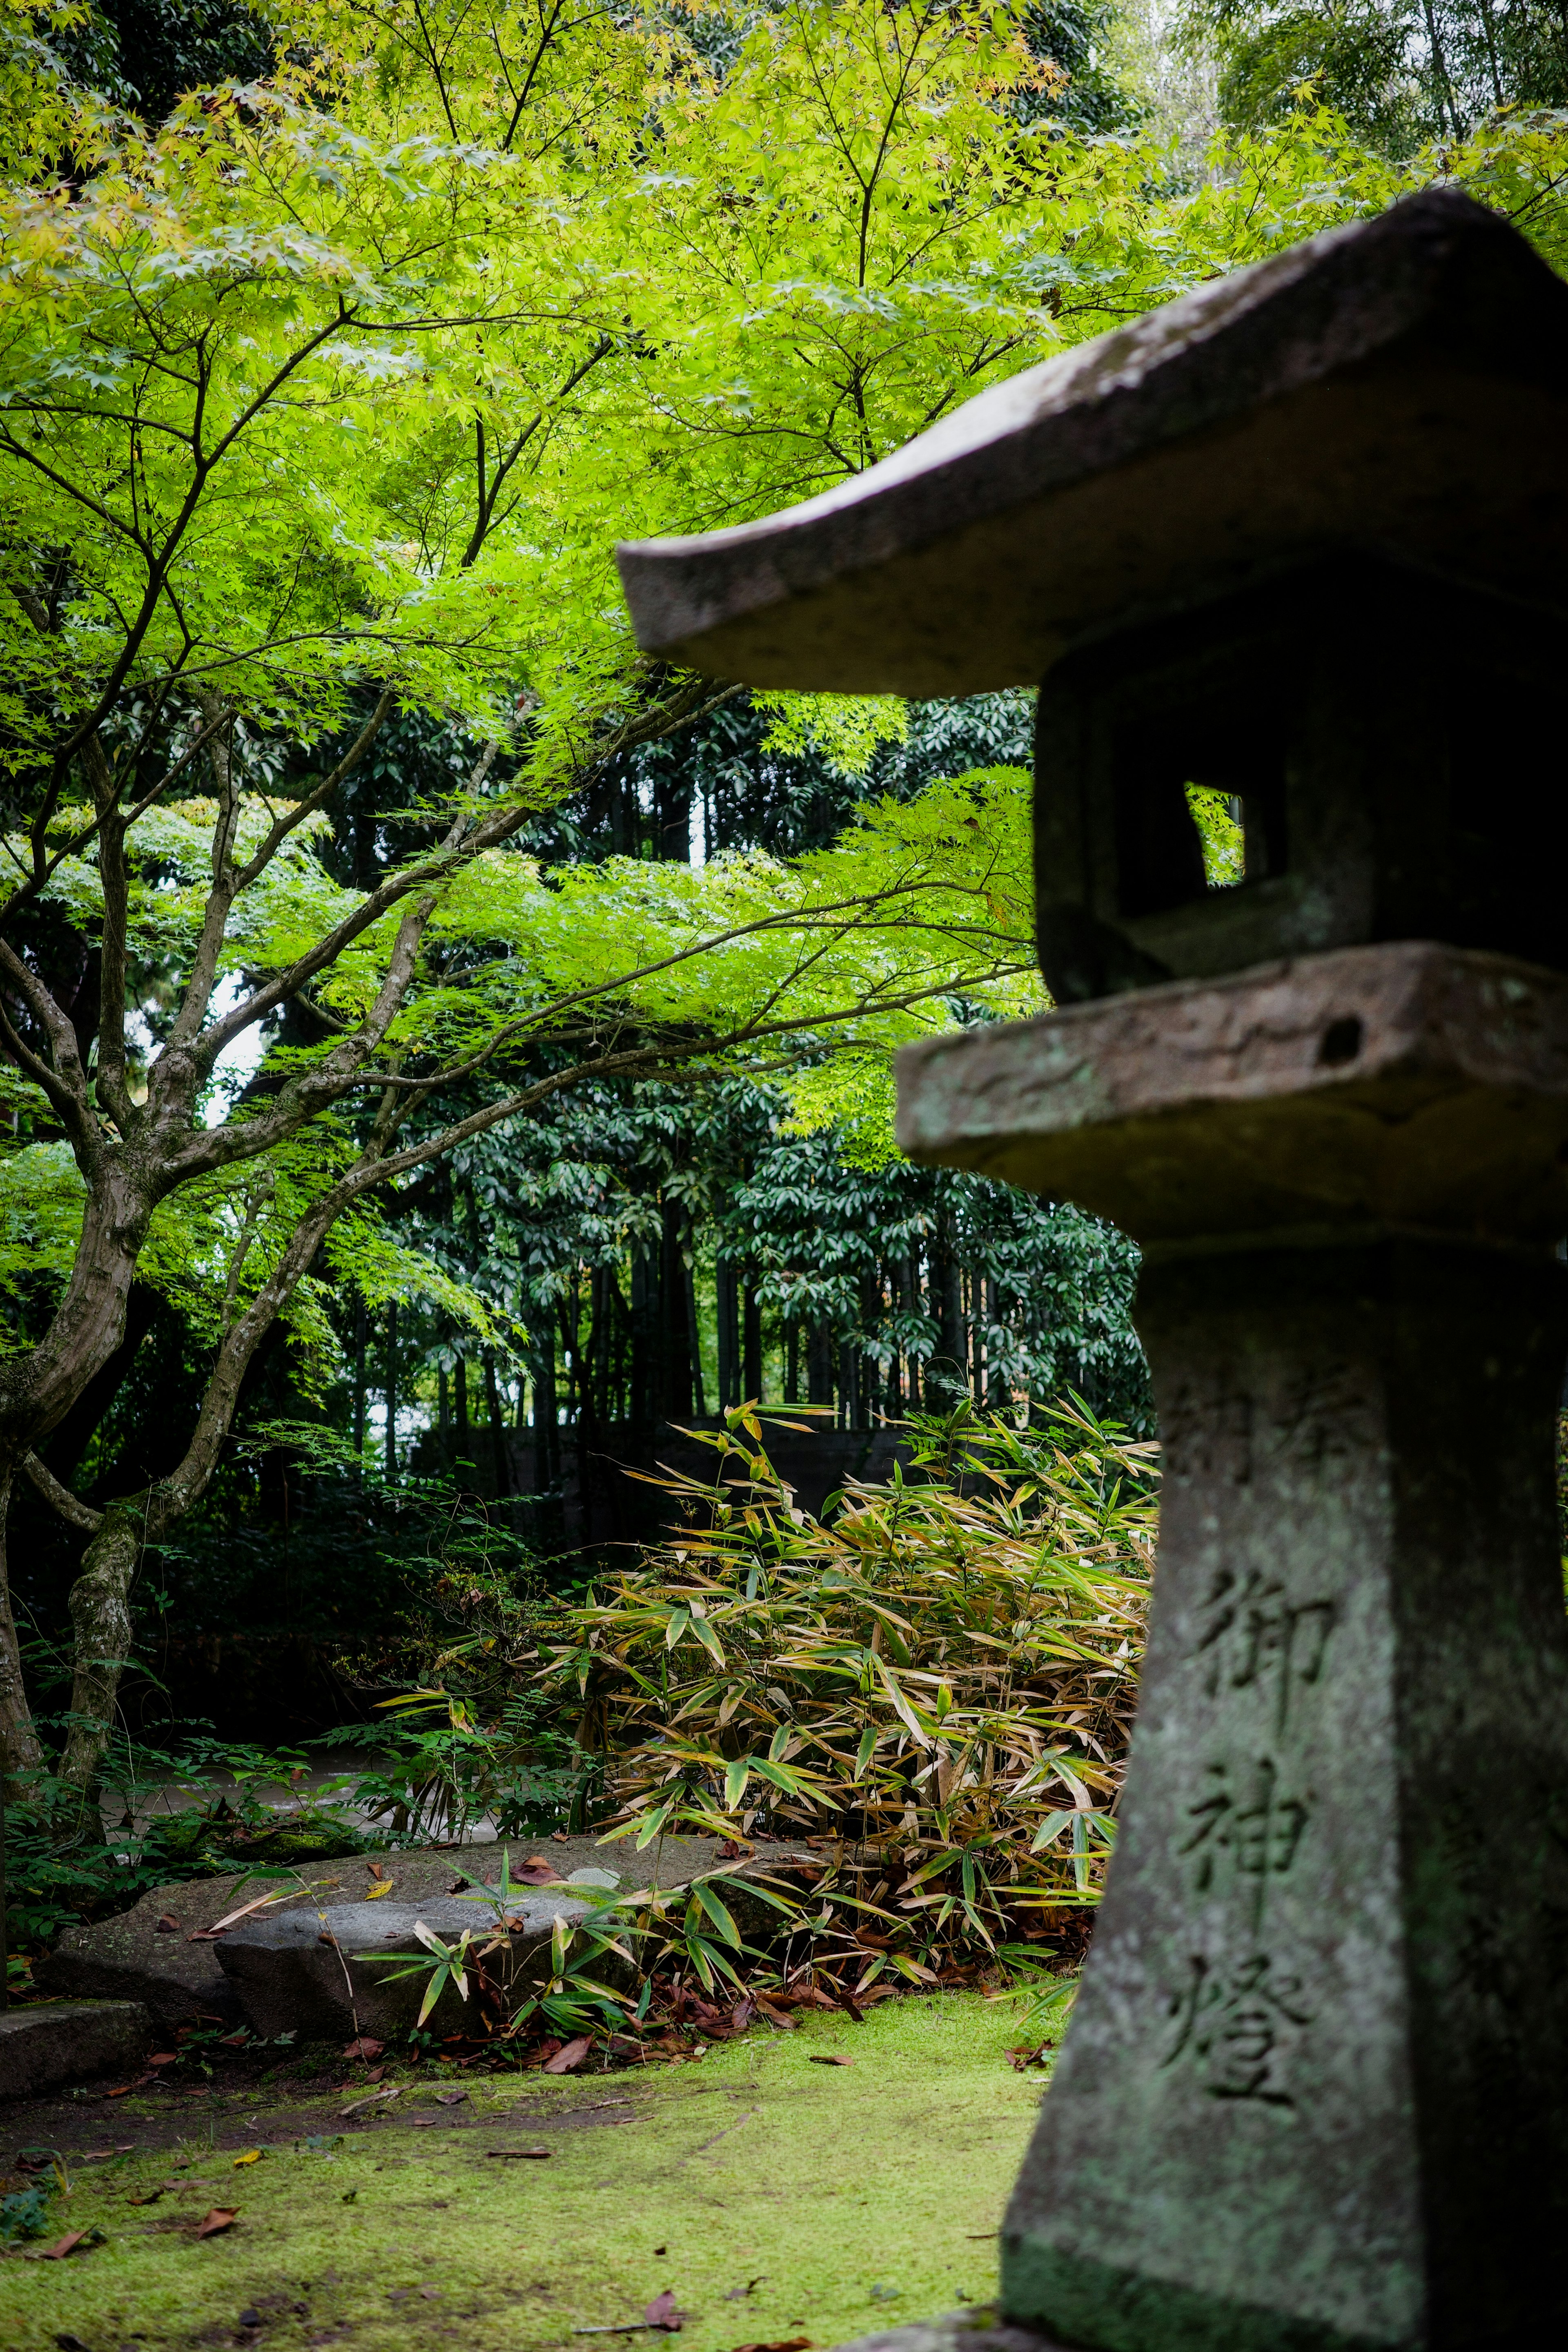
top-left (1004, 1239), bottom-right (1568, 2352)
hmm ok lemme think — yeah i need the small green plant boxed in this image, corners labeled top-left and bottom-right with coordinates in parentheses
top-left (0, 2153), bottom-right (64, 2244)
top-left (353, 1844), bottom-right (802, 2050)
top-left (352, 1843), bottom-right (641, 2042)
top-left (325, 1690), bottom-right (578, 1846)
top-left (996, 1943), bottom-right (1081, 2042)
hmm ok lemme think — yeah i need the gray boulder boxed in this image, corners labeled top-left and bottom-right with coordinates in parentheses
top-left (216, 1894), bottom-right (595, 2039)
top-left (0, 2000), bottom-right (150, 2101)
top-left (40, 1889), bottom-right (243, 2032)
top-left (38, 1832), bottom-right (811, 2040)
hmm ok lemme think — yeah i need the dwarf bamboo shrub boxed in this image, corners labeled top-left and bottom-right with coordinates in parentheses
top-left (538, 1400), bottom-right (1156, 1978)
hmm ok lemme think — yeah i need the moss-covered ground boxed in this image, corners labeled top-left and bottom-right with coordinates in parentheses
top-left (2, 1994), bottom-right (1048, 2351)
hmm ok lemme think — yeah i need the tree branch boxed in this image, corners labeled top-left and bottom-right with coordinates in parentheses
top-left (22, 1452), bottom-right (103, 1533)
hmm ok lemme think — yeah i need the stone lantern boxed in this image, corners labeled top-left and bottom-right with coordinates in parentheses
top-left (616, 190), bottom-right (1568, 2352)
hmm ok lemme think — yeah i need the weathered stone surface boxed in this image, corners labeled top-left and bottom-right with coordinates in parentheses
top-left (898, 944), bottom-right (1568, 2348)
top-left (216, 1895), bottom-right (594, 2040)
top-left (1029, 559), bottom-right (1566, 1003)
top-left (0, 2000), bottom-right (149, 2101)
top-left (897, 950), bottom-right (1568, 2346)
top-left (1002, 1242), bottom-right (1568, 2352)
top-left (896, 942), bottom-right (1568, 1247)
top-left (615, 193), bottom-right (1568, 695)
top-left (39, 1833), bottom-right (808, 2037)
top-left (40, 1886), bottom-right (245, 2031)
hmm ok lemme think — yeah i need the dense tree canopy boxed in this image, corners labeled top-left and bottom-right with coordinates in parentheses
top-left (3, 0), bottom-right (1568, 1809)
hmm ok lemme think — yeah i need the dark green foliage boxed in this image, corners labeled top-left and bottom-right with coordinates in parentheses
top-left (1208, 0), bottom-right (1422, 144)
top-left (729, 1133), bottom-right (1151, 1428)
top-left (1427, 0), bottom-right (1568, 124)
top-left (1185, 0), bottom-right (1568, 147)
top-left (1019, 0), bottom-right (1143, 129)
top-left (546, 689), bottom-right (1035, 865)
top-left (51, 0), bottom-right (272, 120)
top-left (5, 685), bottom-right (1149, 1792)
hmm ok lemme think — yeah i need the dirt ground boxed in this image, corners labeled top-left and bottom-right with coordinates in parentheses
top-left (0, 1992), bottom-right (1047, 2352)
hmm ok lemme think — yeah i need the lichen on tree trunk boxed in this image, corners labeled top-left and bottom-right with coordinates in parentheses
top-left (59, 1504), bottom-right (145, 1798)
top-left (0, 1471), bottom-right (44, 1787)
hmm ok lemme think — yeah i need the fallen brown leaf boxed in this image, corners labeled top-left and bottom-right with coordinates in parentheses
top-left (644, 2290), bottom-right (684, 2330)
top-left (806, 2055), bottom-right (853, 2067)
top-left (730, 2339), bottom-right (813, 2351)
top-left (486, 2147), bottom-right (553, 2160)
top-left (435, 2089), bottom-right (468, 2105)
top-left (195, 2207), bottom-right (240, 2238)
top-left (513, 1856), bottom-right (563, 1884)
top-left (543, 2036), bottom-right (592, 2074)
top-left (342, 2035), bottom-right (385, 2061)
top-left (37, 2231), bottom-right (91, 2259)
top-left (155, 1915), bottom-right (180, 1933)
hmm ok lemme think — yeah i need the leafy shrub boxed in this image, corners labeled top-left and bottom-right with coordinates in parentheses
top-left (537, 1398), bottom-right (1155, 1981)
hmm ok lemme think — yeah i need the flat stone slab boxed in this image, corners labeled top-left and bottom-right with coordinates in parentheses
top-left (216, 1895), bottom-right (596, 2040)
top-left (0, 2000), bottom-right (149, 2101)
top-left (39, 1833), bottom-right (809, 2037)
top-left (895, 941), bottom-right (1568, 1245)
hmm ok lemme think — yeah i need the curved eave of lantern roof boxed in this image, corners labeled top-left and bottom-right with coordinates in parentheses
top-left (615, 189), bottom-right (1568, 697)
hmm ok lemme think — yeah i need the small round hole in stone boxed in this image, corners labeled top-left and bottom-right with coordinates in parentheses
top-left (1319, 1016), bottom-right (1363, 1067)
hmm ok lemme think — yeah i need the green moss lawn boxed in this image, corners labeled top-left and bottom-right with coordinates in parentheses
top-left (3, 1993), bottom-right (1047, 2350)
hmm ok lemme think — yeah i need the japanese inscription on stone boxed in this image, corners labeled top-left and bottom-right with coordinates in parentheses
top-left (1161, 1564), bottom-right (1337, 2105)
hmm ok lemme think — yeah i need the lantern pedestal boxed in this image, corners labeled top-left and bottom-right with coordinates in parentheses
top-left (893, 943), bottom-right (1568, 2352)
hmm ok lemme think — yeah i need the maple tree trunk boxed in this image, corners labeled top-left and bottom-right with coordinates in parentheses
top-left (58, 1506), bottom-right (145, 1800)
top-left (0, 1472), bottom-right (43, 1787)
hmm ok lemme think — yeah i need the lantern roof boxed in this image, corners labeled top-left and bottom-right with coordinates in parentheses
top-left (615, 191), bottom-right (1568, 697)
